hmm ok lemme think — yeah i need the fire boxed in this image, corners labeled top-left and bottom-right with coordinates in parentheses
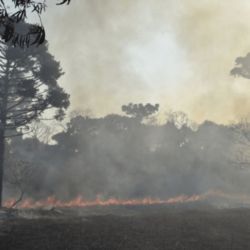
top-left (3, 193), bottom-right (207, 209)
top-left (3, 190), bottom-right (250, 209)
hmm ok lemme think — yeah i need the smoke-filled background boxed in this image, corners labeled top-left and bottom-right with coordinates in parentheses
top-left (3, 111), bottom-right (250, 201)
top-left (41, 0), bottom-right (250, 124)
top-left (4, 0), bottom-right (250, 203)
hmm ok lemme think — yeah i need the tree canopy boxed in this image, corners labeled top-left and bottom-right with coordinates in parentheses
top-left (0, 38), bottom-right (70, 206)
top-left (0, 40), bottom-right (70, 137)
top-left (122, 103), bottom-right (159, 121)
top-left (5, 111), bottom-right (237, 201)
top-left (0, 0), bottom-right (71, 47)
top-left (231, 53), bottom-right (250, 79)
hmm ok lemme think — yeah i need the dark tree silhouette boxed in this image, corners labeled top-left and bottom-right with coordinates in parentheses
top-left (230, 53), bottom-right (250, 168)
top-left (4, 159), bottom-right (34, 208)
top-left (231, 53), bottom-right (250, 79)
top-left (122, 103), bottom-right (159, 121)
top-left (0, 40), bottom-right (70, 207)
top-left (0, 0), bottom-right (71, 47)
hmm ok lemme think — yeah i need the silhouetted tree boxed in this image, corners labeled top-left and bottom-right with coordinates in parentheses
top-left (230, 119), bottom-right (250, 170)
top-left (122, 103), bottom-right (159, 121)
top-left (5, 110), bottom-right (237, 201)
top-left (0, 0), bottom-right (71, 47)
top-left (231, 53), bottom-right (250, 79)
top-left (231, 54), bottom-right (250, 168)
top-left (0, 41), bottom-right (70, 207)
top-left (4, 158), bottom-right (34, 208)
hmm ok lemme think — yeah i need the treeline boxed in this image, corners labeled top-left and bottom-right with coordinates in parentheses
top-left (4, 108), bottom-right (250, 201)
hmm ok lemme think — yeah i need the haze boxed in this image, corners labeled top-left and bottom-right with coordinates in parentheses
top-left (43, 0), bottom-right (250, 123)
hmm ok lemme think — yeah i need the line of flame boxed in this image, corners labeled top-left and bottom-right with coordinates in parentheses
top-left (3, 194), bottom-right (203, 209)
top-left (4, 190), bottom-right (250, 209)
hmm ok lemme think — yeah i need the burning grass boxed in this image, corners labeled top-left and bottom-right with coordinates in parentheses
top-left (2, 190), bottom-right (250, 249)
top-left (3, 193), bottom-right (202, 209)
top-left (4, 189), bottom-right (250, 209)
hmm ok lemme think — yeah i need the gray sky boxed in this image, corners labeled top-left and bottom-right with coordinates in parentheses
top-left (42, 0), bottom-right (250, 124)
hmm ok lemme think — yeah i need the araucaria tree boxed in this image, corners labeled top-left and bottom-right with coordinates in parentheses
top-left (122, 103), bottom-right (159, 122)
top-left (0, 0), bottom-right (71, 47)
top-left (0, 40), bottom-right (70, 206)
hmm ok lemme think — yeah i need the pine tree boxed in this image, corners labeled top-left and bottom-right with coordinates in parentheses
top-left (0, 40), bottom-right (70, 206)
top-left (0, 0), bottom-right (71, 47)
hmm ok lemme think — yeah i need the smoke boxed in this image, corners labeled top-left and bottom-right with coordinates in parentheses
top-left (5, 1), bottom-right (250, 206)
top-left (40, 0), bottom-right (250, 124)
top-left (5, 112), bottom-right (250, 204)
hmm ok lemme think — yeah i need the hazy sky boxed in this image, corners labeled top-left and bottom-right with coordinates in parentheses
top-left (42, 0), bottom-right (250, 124)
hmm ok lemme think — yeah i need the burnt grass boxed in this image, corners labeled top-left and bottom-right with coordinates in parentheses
top-left (1, 205), bottom-right (250, 250)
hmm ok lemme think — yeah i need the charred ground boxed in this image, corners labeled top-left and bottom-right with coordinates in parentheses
top-left (1, 205), bottom-right (250, 250)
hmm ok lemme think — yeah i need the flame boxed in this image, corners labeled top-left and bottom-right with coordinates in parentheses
top-left (3, 194), bottom-right (203, 209)
top-left (3, 190), bottom-right (250, 209)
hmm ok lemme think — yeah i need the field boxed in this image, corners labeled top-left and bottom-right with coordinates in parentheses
top-left (1, 205), bottom-right (250, 250)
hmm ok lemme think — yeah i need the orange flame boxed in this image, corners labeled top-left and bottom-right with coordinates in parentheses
top-left (3, 193), bottom-right (206, 209)
top-left (3, 190), bottom-right (250, 209)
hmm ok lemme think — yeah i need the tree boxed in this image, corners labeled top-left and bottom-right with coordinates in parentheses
top-left (122, 103), bottom-right (159, 122)
top-left (4, 158), bottom-right (34, 208)
top-left (230, 54), bottom-right (250, 169)
top-left (165, 111), bottom-right (197, 129)
top-left (0, 40), bottom-right (70, 207)
top-left (0, 0), bottom-right (71, 47)
top-left (231, 53), bottom-right (250, 79)
top-left (230, 119), bottom-right (250, 169)
top-left (29, 120), bottom-right (62, 144)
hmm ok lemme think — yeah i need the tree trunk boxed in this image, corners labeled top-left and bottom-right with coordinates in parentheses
top-left (0, 53), bottom-right (9, 208)
top-left (0, 129), bottom-right (5, 207)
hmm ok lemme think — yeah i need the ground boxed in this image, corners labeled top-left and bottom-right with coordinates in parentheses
top-left (1, 205), bottom-right (250, 250)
